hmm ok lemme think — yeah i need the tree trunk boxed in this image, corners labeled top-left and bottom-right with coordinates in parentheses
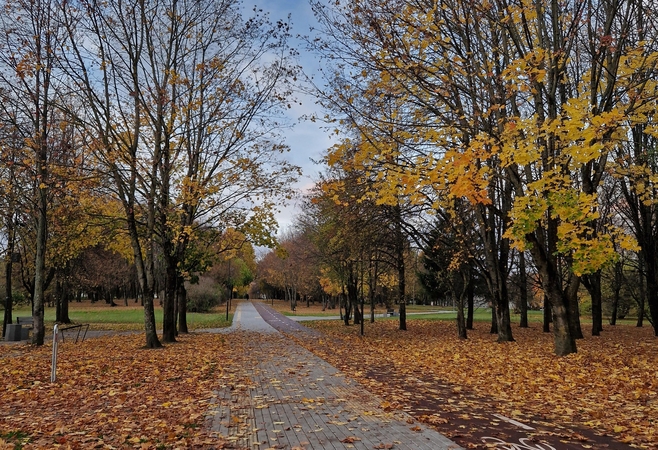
top-left (543, 295), bottom-right (551, 332)
top-left (466, 278), bottom-right (474, 330)
top-left (550, 295), bottom-right (577, 354)
top-left (582, 271), bottom-right (603, 335)
top-left (348, 268), bottom-right (360, 325)
top-left (55, 280), bottom-right (62, 323)
top-left (453, 271), bottom-right (467, 339)
top-left (609, 259), bottom-right (623, 326)
top-left (177, 278), bottom-right (188, 333)
top-left (60, 278), bottom-right (71, 324)
top-left (394, 206), bottom-right (407, 331)
top-left (490, 301), bottom-right (498, 334)
top-left (161, 257), bottom-right (178, 343)
top-left (127, 215), bottom-right (161, 348)
top-left (477, 188), bottom-right (513, 342)
top-left (526, 229), bottom-right (577, 355)
top-left (636, 258), bottom-right (645, 327)
top-left (3, 217), bottom-right (15, 338)
top-left (519, 251), bottom-right (529, 328)
top-left (495, 287), bottom-right (514, 342)
top-left (32, 184), bottom-right (48, 346)
top-left (566, 273), bottom-right (584, 339)
top-left (646, 255), bottom-right (658, 336)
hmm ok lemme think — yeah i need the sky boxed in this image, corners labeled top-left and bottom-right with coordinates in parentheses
top-left (247, 0), bottom-right (335, 230)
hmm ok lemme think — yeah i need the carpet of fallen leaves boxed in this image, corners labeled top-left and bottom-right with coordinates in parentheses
top-left (301, 319), bottom-right (658, 449)
top-left (0, 333), bottom-right (236, 449)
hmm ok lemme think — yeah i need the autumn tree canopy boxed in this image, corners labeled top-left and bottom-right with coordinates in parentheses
top-left (0, 0), bottom-right (301, 346)
top-left (302, 0), bottom-right (658, 355)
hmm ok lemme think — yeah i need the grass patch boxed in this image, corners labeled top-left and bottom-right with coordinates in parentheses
top-left (8, 303), bottom-right (232, 331)
top-left (1, 430), bottom-right (29, 449)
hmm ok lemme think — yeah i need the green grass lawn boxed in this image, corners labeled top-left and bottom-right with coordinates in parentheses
top-left (8, 303), bottom-right (232, 331)
top-left (376, 308), bottom-right (642, 327)
top-left (275, 301), bottom-right (453, 317)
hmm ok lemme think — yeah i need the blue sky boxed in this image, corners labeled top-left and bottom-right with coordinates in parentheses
top-left (248, 0), bottom-right (333, 229)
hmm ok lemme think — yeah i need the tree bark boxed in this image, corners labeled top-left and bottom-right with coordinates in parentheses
top-left (60, 278), bottom-right (71, 324)
top-left (543, 295), bottom-right (551, 333)
top-left (32, 167), bottom-right (48, 346)
top-left (527, 233), bottom-right (577, 355)
top-left (477, 202), bottom-right (513, 342)
top-left (162, 257), bottom-right (178, 343)
top-left (177, 278), bottom-right (188, 333)
top-left (466, 277), bottom-right (474, 330)
top-left (636, 257), bottom-right (645, 327)
top-left (3, 218), bottom-right (15, 338)
top-left (566, 273), bottom-right (583, 339)
top-left (582, 271), bottom-right (603, 335)
top-left (394, 205), bottom-right (407, 331)
top-left (519, 250), bottom-right (529, 328)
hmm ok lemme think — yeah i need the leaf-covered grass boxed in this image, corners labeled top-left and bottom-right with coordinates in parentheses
top-left (9, 303), bottom-right (232, 331)
top-left (0, 333), bottom-right (238, 448)
top-left (266, 299), bottom-right (451, 317)
top-left (301, 319), bottom-right (658, 448)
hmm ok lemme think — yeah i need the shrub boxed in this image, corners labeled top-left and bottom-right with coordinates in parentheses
top-left (186, 276), bottom-right (221, 313)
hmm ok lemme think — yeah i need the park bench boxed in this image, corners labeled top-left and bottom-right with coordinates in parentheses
top-left (386, 309), bottom-right (397, 317)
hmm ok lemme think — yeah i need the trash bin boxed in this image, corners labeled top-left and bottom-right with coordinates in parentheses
top-left (5, 324), bottom-right (22, 341)
top-left (21, 327), bottom-right (29, 340)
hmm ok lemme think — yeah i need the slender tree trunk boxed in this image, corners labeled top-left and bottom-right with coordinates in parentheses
top-left (566, 273), bottom-right (584, 339)
top-left (636, 258), bottom-right (645, 327)
top-left (477, 190), bottom-right (513, 342)
top-left (360, 293), bottom-right (364, 336)
top-left (3, 221), bottom-right (14, 337)
top-left (519, 251), bottom-right (529, 328)
top-left (348, 267), bottom-right (360, 325)
top-left (645, 255), bottom-right (658, 336)
top-left (582, 271), bottom-right (603, 335)
top-left (55, 279), bottom-right (62, 323)
top-left (610, 260), bottom-right (623, 325)
top-left (543, 295), bottom-right (551, 332)
top-left (177, 278), bottom-right (188, 333)
top-left (162, 254), bottom-right (177, 343)
top-left (3, 259), bottom-right (12, 336)
top-left (127, 212), bottom-right (161, 348)
top-left (454, 271), bottom-right (467, 339)
top-left (495, 285), bottom-right (514, 342)
top-left (60, 277), bottom-right (71, 324)
top-left (32, 183), bottom-right (48, 346)
top-left (370, 271), bottom-right (376, 324)
top-left (344, 292), bottom-right (349, 321)
top-left (610, 297), bottom-right (618, 325)
top-left (466, 278), bottom-right (474, 330)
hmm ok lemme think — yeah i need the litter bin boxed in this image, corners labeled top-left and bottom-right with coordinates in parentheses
top-left (5, 324), bottom-right (22, 341)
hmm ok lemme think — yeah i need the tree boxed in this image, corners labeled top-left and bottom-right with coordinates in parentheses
top-left (309, 0), bottom-right (658, 355)
top-left (0, 0), bottom-right (71, 345)
top-left (62, 0), bottom-right (300, 346)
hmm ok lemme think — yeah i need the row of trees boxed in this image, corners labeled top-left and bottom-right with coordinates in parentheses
top-left (260, 0), bottom-right (658, 356)
top-left (0, 0), bottom-right (299, 346)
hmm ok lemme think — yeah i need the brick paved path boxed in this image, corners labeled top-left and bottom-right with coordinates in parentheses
top-left (209, 302), bottom-right (461, 450)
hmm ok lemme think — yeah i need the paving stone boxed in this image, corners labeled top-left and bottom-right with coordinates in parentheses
top-left (208, 302), bottom-right (462, 450)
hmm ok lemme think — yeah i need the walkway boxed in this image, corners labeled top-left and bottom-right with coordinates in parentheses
top-left (208, 301), bottom-right (461, 450)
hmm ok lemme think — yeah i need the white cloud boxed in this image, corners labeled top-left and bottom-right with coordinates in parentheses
top-left (244, 0), bottom-right (332, 228)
